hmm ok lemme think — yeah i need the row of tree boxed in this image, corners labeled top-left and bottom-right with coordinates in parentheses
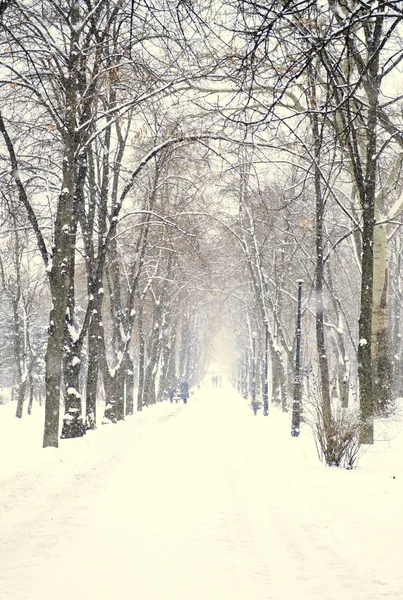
top-left (0, 1), bottom-right (403, 457)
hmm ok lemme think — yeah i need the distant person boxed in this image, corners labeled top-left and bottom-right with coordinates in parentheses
top-left (251, 400), bottom-right (261, 415)
top-left (180, 380), bottom-right (190, 404)
top-left (168, 388), bottom-right (176, 403)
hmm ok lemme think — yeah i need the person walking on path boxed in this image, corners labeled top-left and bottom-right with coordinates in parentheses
top-left (180, 380), bottom-right (190, 404)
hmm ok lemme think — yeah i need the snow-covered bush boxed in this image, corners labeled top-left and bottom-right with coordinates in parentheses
top-left (303, 381), bottom-right (361, 469)
top-left (313, 405), bottom-right (361, 469)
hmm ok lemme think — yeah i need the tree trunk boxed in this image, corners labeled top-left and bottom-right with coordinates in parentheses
top-left (391, 244), bottom-right (403, 396)
top-left (15, 379), bottom-right (27, 420)
top-left (136, 300), bottom-right (145, 411)
top-left (178, 319), bottom-right (190, 380)
top-left (125, 354), bottom-right (135, 415)
top-left (27, 369), bottom-right (34, 416)
top-left (372, 219), bottom-right (393, 414)
top-left (358, 209), bottom-right (375, 444)
top-left (310, 95), bottom-right (332, 435)
top-left (143, 325), bottom-right (162, 406)
top-left (242, 348), bottom-right (249, 400)
top-left (61, 341), bottom-right (85, 438)
top-left (44, 310), bottom-right (65, 447)
top-left (100, 350), bottom-right (127, 424)
top-left (115, 365), bottom-right (126, 422)
top-left (103, 370), bottom-right (118, 425)
top-left (85, 310), bottom-right (103, 430)
top-left (158, 332), bottom-right (173, 402)
top-left (43, 5), bottom-right (80, 448)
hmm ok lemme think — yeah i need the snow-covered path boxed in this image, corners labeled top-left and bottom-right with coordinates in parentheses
top-left (1, 386), bottom-right (403, 600)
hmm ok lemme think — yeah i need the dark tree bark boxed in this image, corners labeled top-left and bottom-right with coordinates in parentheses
top-left (137, 297), bottom-right (145, 411)
top-left (43, 3), bottom-right (82, 447)
top-left (309, 72), bottom-right (332, 436)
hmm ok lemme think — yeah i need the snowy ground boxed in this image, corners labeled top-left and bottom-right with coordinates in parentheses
top-left (1, 384), bottom-right (403, 600)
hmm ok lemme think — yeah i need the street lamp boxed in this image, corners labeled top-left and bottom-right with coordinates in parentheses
top-left (236, 335), bottom-right (242, 393)
top-left (291, 280), bottom-right (303, 437)
top-left (242, 347), bottom-right (249, 400)
top-left (263, 321), bottom-right (269, 416)
top-left (252, 331), bottom-right (257, 404)
top-left (236, 353), bottom-right (242, 393)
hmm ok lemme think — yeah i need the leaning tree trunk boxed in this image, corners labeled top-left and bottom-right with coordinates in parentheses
top-left (244, 200), bottom-right (291, 412)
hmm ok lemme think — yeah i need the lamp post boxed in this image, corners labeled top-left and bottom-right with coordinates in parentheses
top-left (263, 320), bottom-right (269, 416)
top-left (291, 280), bottom-right (303, 437)
top-left (252, 331), bottom-right (257, 403)
top-left (236, 336), bottom-right (241, 393)
top-left (237, 353), bottom-right (241, 393)
top-left (242, 348), bottom-right (248, 400)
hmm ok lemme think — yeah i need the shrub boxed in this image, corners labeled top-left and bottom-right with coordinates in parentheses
top-left (314, 405), bottom-right (361, 468)
top-left (303, 382), bottom-right (361, 469)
